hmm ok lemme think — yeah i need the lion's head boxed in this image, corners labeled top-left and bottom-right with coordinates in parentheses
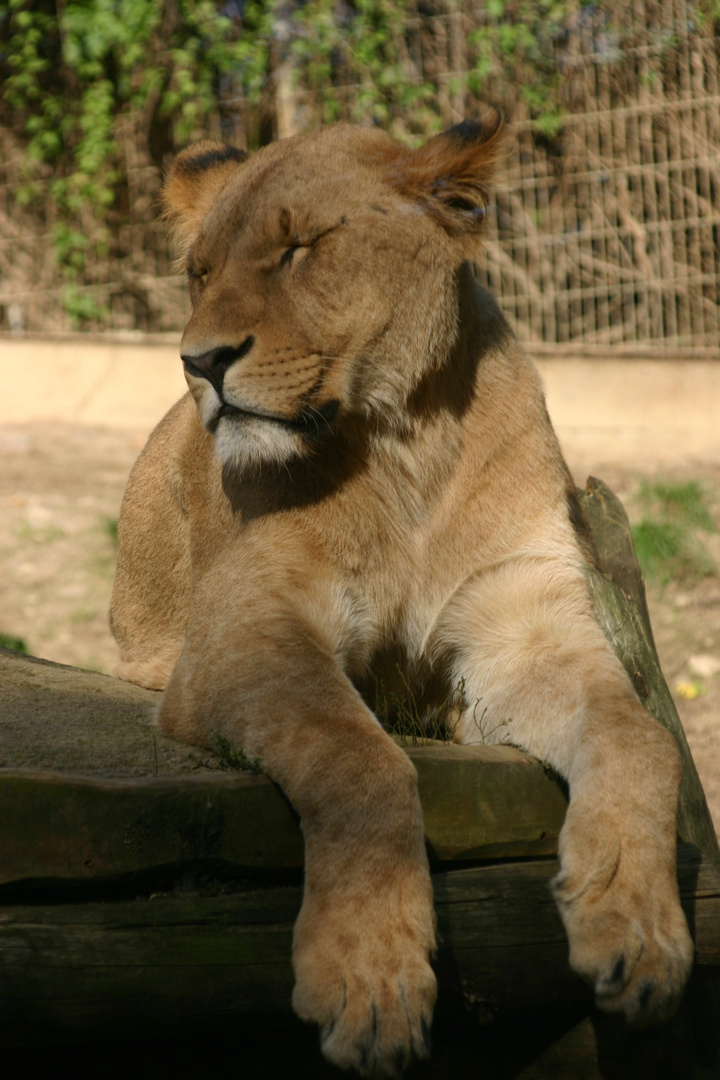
top-left (163, 115), bottom-right (504, 470)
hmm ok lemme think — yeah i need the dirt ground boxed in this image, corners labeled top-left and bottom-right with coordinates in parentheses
top-left (1, 419), bottom-right (718, 840)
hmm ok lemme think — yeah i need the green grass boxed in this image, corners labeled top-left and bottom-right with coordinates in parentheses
top-left (637, 479), bottom-right (716, 531)
top-left (630, 479), bottom-right (717, 583)
top-left (211, 732), bottom-right (262, 773)
top-left (17, 519), bottom-right (65, 544)
top-left (188, 732), bottom-right (263, 774)
top-left (0, 632), bottom-right (28, 653)
top-left (104, 517), bottom-right (119, 548)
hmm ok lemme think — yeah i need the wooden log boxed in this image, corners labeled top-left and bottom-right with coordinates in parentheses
top-left (0, 741), bottom-right (568, 886)
top-left (3, 996), bottom-right (718, 1080)
top-left (0, 843), bottom-right (716, 1047)
top-left (0, 648), bottom-right (166, 777)
top-left (579, 478), bottom-right (720, 866)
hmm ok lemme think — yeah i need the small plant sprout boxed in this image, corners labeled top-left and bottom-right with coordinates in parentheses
top-left (187, 733), bottom-right (262, 774)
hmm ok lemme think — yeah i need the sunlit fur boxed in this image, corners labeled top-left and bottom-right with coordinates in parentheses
top-left (112, 118), bottom-right (693, 1078)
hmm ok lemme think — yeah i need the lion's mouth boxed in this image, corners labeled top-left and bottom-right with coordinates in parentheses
top-left (215, 399), bottom-right (339, 436)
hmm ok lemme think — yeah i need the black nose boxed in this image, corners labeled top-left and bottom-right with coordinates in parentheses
top-left (182, 336), bottom-right (255, 393)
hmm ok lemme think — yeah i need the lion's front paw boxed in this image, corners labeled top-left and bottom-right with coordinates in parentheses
top-left (553, 822), bottom-right (693, 1023)
top-left (291, 873), bottom-right (437, 1078)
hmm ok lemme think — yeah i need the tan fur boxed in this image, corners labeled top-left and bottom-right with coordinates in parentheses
top-left (111, 116), bottom-right (693, 1076)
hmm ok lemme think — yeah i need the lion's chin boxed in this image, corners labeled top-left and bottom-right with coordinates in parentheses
top-left (213, 412), bottom-right (306, 471)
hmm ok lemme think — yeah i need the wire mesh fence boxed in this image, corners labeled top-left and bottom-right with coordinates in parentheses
top-left (479, 0), bottom-right (720, 353)
top-left (1, 0), bottom-right (718, 353)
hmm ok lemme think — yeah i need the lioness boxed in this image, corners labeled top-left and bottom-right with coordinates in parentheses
top-left (111, 114), bottom-right (693, 1076)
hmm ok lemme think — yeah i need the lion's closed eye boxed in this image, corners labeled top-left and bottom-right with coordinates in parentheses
top-left (279, 222), bottom-right (346, 272)
top-left (280, 245), bottom-right (302, 268)
top-left (187, 265), bottom-right (208, 304)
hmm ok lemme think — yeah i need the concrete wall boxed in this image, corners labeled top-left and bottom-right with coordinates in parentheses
top-left (2, 338), bottom-right (719, 468)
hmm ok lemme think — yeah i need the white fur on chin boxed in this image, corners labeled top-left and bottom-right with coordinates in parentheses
top-left (214, 414), bottom-right (305, 470)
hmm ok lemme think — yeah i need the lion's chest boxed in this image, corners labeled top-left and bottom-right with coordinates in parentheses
top-left (304, 482), bottom-right (482, 667)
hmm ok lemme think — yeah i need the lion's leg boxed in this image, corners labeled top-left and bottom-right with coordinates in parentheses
top-left (440, 558), bottom-right (693, 1022)
top-left (159, 576), bottom-right (436, 1077)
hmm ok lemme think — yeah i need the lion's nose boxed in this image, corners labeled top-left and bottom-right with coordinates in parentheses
top-left (181, 336), bottom-right (255, 393)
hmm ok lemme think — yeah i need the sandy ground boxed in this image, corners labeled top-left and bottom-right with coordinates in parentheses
top-left (0, 402), bottom-right (718, 841)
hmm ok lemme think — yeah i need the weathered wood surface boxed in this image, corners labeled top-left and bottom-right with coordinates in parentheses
top-left (0, 739), bottom-right (568, 885)
top-left (1, 843), bottom-right (717, 1047)
top-left (0, 648), bottom-right (168, 776)
top-left (579, 478), bottom-right (720, 865)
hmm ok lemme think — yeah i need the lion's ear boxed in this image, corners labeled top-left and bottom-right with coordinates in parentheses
top-left (395, 111), bottom-right (505, 232)
top-left (162, 142), bottom-right (249, 253)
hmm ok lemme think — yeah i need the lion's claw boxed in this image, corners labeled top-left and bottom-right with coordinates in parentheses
top-left (293, 894), bottom-right (436, 1079)
top-left (590, 927), bottom-right (693, 1025)
top-left (298, 967), bottom-right (436, 1078)
top-left (554, 825), bottom-right (694, 1026)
